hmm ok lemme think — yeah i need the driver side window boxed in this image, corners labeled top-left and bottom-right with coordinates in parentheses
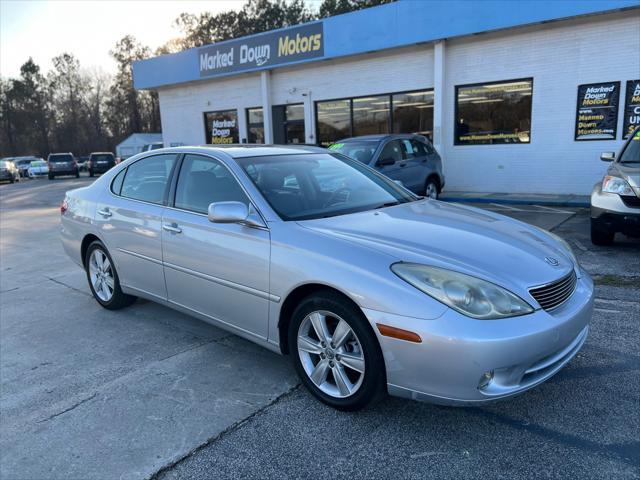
top-left (378, 140), bottom-right (403, 165)
top-left (174, 154), bottom-right (249, 214)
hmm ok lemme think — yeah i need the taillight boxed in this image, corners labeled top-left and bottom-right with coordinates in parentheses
top-left (60, 199), bottom-right (68, 215)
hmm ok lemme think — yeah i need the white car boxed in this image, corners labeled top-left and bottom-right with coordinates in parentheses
top-left (28, 160), bottom-right (49, 178)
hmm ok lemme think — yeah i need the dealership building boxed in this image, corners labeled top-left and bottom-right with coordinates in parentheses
top-left (133, 0), bottom-right (640, 195)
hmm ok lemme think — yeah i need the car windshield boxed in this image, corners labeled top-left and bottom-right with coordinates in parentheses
top-left (328, 141), bottom-right (379, 164)
top-left (31, 160), bottom-right (46, 167)
top-left (92, 154), bottom-right (113, 161)
top-left (619, 130), bottom-right (640, 164)
top-left (49, 154), bottom-right (73, 163)
top-left (237, 153), bottom-right (417, 221)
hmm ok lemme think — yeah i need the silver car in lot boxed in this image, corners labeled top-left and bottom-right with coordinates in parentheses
top-left (61, 145), bottom-right (593, 410)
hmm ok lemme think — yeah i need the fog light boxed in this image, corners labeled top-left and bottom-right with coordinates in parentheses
top-left (478, 370), bottom-right (494, 390)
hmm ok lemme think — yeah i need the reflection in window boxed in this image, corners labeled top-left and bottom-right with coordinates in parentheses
top-left (393, 91), bottom-right (434, 139)
top-left (352, 96), bottom-right (390, 136)
top-left (247, 107), bottom-right (264, 144)
top-left (317, 100), bottom-right (351, 146)
top-left (455, 79), bottom-right (533, 145)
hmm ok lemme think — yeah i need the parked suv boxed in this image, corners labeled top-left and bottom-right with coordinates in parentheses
top-left (48, 153), bottom-right (79, 180)
top-left (590, 127), bottom-right (640, 245)
top-left (0, 159), bottom-right (20, 183)
top-left (88, 152), bottom-right (116, 177)
top-left (329, 134), bottom-right (445, 198)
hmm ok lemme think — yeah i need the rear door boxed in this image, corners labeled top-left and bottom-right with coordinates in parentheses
top-left (161, 154), bottom-right (271, 339)
top-left (94, 153), bottom-right (178, 300)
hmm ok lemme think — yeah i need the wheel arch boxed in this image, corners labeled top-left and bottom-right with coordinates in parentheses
top-left (426, 173), bottom-right (442, 193)
top-left (278, 283), bottom-right (369, 355)
top-left (80, 233), bottom-right (102, 267)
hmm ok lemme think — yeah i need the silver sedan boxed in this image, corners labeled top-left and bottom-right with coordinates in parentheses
top-left (60, 146), bottom-right (593, 410)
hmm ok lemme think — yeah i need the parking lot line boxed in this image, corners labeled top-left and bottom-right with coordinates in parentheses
top-left (531, 204), bottom-right (576, 214)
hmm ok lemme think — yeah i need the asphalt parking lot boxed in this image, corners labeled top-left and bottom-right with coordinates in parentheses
top-left (1, 177), bottom-right (639, 480)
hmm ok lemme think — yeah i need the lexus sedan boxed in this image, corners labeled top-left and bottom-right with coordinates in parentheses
top-left (61, 145), bottom-right (593, 410)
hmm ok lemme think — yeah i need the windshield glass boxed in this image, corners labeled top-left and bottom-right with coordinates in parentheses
top-left (31, 160), bottom-right (46, 167)
top-left (619, 130), bottom-right (640, 164)
top-left (91, 154), bottom-right (114, 162)
top-left (49, 154), bottom-right (73, 163)
top-left (328, 141), bottom-right (379, 164)
top-left (237, 153), bottom-right (416, 221)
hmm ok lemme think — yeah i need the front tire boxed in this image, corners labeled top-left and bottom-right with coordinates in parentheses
top-left (590, 218), bottom-right (614, 245)
top-left (48, 173), bottom-right (54, 180)
top-left (89, 169), bottom-right (94, 177)
top-left (85, 241), bottom-right (136, 310)
top-left (424, 177), bottom-right (439, 199)
top-left (75, 170), bottom-right (80, 178)
top-left (288, 291), bottom-right (386, 411)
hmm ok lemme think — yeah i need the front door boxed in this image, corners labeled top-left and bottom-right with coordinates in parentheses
top-left (161, 154), bottom-right (271, 339)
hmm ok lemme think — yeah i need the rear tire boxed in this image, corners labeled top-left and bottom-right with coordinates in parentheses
top-left (85, 240), bottom-right (137, 310)
top-left (590, 218), bottom-right (614, 245)
top-left (89, 170), bottom-right (94, 177)
top-left (75, 170), bottom-right (80, 178)
top-left (288, 290), bottom-right (386, 411)
top-left (48, 173), bottom-right (54, 180)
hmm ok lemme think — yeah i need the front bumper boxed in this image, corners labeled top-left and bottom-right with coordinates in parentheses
top-left (591, 183), bottom-right (640, 236)
top-left (364, 271), bottom-right (593, 405)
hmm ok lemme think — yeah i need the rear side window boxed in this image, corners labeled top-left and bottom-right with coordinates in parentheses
top-left (111, 168), bottom-right (126, 195)
top-left (120, 154), bottom-right (177, 204)
top-left (174, 154), bottom-right (248, 214)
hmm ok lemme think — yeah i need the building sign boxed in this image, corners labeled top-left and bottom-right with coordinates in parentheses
top-left (622, 80), bottom-right (640, 139)
top-left (199, 22), bottom-right (324, 78)
top-left (204, 110), bottom-right (239, 144)
top-left (575, 82), bottom-right (620, 141)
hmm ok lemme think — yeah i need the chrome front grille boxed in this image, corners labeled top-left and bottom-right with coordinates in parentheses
top-left (529, 270), bottom-right (577, 311)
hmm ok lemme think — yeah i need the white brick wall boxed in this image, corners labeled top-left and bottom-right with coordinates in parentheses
top-left (156, 10), bottom-right (639, 195)
top-left (442, 11), bottom-right (640, 195)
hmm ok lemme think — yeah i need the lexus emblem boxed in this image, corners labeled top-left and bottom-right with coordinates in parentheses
top-left (545, 256), bottom-right (560, 266)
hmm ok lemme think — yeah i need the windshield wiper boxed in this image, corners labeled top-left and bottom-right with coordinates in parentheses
top-left (373, 201), bottom-right (401, 209)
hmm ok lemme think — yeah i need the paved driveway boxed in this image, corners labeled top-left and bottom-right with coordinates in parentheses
top-left (1, 178), bottom-right (638, 479)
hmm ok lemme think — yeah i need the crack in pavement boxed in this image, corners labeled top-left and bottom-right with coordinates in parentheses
top-left (149, 384), bottom-right (302, 480)
top-left (36, 393), bottom-right (98, 423)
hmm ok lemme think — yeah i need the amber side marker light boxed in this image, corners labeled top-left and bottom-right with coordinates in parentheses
top-left (376, 324), bottom-right (422, 343)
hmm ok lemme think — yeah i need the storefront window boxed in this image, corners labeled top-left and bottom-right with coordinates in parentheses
top-left (204, 109), bottom-right (239, 144)
top-left (352, 96), bottom-right (390, 136)
top-left (455, 79), bottom-right (533, 145)
top-left (317, 100), bottom-right (351, 146)
top-left (247, 107), bottom-right (264, 144)
top-left (392, 90), bottom-right (434, 139)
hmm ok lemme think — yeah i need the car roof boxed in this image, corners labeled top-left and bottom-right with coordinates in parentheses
top-left (150, 144), bottom-right (328, 159)
top-left (336, 134), bottom-right (423, 143)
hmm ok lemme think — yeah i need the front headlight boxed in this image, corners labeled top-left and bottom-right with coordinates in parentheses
top-left (391, 263), bottom-right (534, 319)
top-left (602, 176), bottom-right (634, 196)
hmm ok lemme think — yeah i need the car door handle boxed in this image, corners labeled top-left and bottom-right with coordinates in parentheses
top-left (162, 224), bottom-right (182, 234)
top-left (97, 209), bottom-right (112, 217)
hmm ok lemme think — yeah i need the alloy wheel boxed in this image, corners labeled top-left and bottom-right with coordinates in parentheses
top-left (89, 249), bottom-right (115, 302)
top-left (426, 181), bottom-right (438, 199)
top-left (297, 310), bottom-right (365, 398)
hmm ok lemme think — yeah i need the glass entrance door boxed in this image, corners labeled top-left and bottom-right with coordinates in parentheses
top-left (273, 104), bottom-right (305, 144)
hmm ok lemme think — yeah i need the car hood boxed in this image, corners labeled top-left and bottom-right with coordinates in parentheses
top-left (299, 200), bottom-right (576, 292)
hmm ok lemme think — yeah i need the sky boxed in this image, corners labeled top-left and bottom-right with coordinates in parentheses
top-left (1, 0), bottom-right (322, 78)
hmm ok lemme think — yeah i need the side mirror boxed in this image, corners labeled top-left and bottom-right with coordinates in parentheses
top-left (378, 157), bottom-right (395, 166)
top-left (600, 152), bottom-right (615, 162)
top-left (208, 201), bottom-right (249, 224)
